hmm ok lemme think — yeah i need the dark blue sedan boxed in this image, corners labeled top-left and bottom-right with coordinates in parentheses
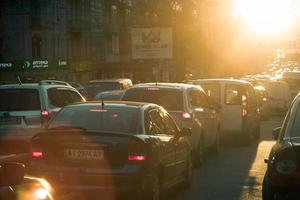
top-left (29, 101), bottom-right (192, 200)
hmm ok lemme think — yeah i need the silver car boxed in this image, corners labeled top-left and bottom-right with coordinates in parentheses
top-left (0, 80), bottom-right (85, 128)
top-left (122, 83), bottom-right (221, 166)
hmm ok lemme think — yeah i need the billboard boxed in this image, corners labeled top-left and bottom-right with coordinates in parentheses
top-left (132, 28), bottom-right (172, 59)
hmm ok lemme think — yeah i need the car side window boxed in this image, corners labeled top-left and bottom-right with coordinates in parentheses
top-left (68, 90), bottom-right (83, 102)
top-left (48, 88), bottom-right (76, 107)
top-left (225, 84), bottom-right (242, 105)
top-left (145, 109), bottom-right (166, 135)
top-left (160, 109), bottom-right (179, 136)
top-left (189, 90), bottom-right (209, 108)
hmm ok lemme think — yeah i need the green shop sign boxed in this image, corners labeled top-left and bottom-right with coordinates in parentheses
top-left (0, 60), bottom-right (68, 71)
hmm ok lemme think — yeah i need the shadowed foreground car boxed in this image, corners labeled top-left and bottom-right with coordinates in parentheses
top-left (29, 101), bottom-right (193, 200)
top-left (0, 162), bottom-right (52, 200)
top-left (263, 94), bottom-right (300, 200)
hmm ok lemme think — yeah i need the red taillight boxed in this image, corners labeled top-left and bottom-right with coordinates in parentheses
top-left (128, 141), bottom-right (146, 162)
top-left (241, 95), bottom-right (248, 117)
top-left (182, 112), bottom-right (192, 120)
top-left (242, 108), bottom-right (248, 117)
top-left (41, 109), bottom-right (49, 119)
top-left (31, 151), bottom-right (43, 158)
top-left (128, 155), bottom-right (146, 161)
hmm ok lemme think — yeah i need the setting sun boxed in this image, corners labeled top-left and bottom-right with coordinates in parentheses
top-left (233, 0), bottom-right (299, 35)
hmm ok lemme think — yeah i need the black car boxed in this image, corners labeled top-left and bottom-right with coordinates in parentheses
top-left (0, 162), bottom-right (53, 200)
top-left (29, 101), bottom-right (193, 199)
top-left (263, 94), bottom-right (300, 200)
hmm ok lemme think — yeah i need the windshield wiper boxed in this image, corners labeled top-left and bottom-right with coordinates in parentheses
top-left (48, 125), bottom-right (86, 131)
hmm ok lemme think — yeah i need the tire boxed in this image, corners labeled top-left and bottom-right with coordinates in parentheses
top-left (193, 134), bottom-right (204, 167)
top-left (262, 173), bottom-right (275, 200)
top-left (144, 174), bottom-right (161, 200)
top-left (240, 126), bottom-right (252, 146)
top-left (211, 130), bottom-right (220, 155)
top-left (254, 125), bottom-right (260, 140)
top-left (182, 155), bottom-right (193, 188)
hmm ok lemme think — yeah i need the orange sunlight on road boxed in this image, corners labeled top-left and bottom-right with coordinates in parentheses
top-left (233, 0), bottom-right (300, 35)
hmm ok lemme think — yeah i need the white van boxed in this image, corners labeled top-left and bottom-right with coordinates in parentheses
top-left (191, 79), bottom-right (260, 145)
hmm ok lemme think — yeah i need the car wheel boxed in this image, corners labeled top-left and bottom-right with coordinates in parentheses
top-left (254, 125), bottom-right (260, 140)
top-left (240, 126), bottom-right (252, 146)
top-left (262, 173), bottom-right (275, 200)
top-left (211, 130), bottom-right (220, 155)
top-left (182, 155), bottom-right (193, 188)
top-left (193, 134), bottom-right (204, 167)
top-left (144, 174), bottom-right (161, 200)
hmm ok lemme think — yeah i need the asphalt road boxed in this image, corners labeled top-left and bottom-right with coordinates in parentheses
top-left (169, 118), bottom-right (283, 200)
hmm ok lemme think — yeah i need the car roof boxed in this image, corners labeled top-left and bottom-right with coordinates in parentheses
top-left (0, 83), bottom-right (74, 89)
top-left (131, 82), bottom-right (201, 90)
top-left (68, 100), bottom-right (158, 109)
top-left (88, 78), bottom-right (132, 83)
top-left (193, 78), bottom-right (251, 85)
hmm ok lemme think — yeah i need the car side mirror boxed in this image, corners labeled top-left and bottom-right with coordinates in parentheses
top-left (272, 127), bottom-right (281, 140)
top-left (0, 162), bottom-right (25, 187)
top-left (181, 128), bottom-right (192, 137)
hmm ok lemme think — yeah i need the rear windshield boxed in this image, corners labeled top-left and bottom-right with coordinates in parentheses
top-left (200, 83), bottom-right (221, 103)
top-left (0, 89), bottom-right (41, 111)
top-left (225, 84), bottom-right (243, 105)
top-left (86, 82), bottom-right (121, 98)
top-left (48, 106), bottom-right (139, 134)
top-left (122, 88), bottom-right (183, 111)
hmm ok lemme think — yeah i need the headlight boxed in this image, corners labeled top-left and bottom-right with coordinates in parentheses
top-left (34, 188), bottom-right (49, 200)
top-left (275, 160), bottom-right (297, 175)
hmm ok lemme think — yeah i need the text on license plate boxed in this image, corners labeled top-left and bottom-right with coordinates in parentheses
top-left (64, 149), bottom-right (104, 160)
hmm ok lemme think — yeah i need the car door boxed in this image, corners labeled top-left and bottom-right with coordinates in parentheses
top-left (189, 89), bottom-right (213, 148)
top-left (222, 84), bottom-right (243, 132)
top-left (145, 108), bottom-right (178, 186)
top-left (161, 109), bottom-right (190, 180)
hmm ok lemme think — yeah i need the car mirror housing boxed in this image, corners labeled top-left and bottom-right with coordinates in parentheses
top-left (0, 162), bottom-right (25, 187)
top-left (181, 128), bottom-right (192, 137)
top-left (272, 127), bottom-right (282, 140)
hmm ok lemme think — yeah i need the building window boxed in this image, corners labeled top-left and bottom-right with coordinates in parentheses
top-left (32, 36), bottom-right (41, 58)
top-left (30, 0), bottom-right (41, 27)
top-left (106, 34), bottom-right (119, 55)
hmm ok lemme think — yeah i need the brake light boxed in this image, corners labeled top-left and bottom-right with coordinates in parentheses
top-left (41, 109), bottom-right (49, 119)
top-left (31, 151), bottom-right (43, 158)
top-left (128, 141), bottom-right (146, 162)
top-left (182, 112), bottom-right (192, 120)
top-left (242, 108), bottom-right (248, 117)
top-left (128, 155), bottom-right (146, 161)
top-left (241, 95), bottom-right (248, 117)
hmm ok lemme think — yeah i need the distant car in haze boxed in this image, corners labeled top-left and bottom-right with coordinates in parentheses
top-left (86, 78), bottom-right (132, 100)
top-left (94, 90), bottom-right (126, 101)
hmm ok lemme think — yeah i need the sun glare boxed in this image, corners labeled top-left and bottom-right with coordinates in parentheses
top-left (233, 0), bottom-right (299, 35)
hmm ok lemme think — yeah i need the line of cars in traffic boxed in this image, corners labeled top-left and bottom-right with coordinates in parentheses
top-left (1, 75), bottom-right (295, 199)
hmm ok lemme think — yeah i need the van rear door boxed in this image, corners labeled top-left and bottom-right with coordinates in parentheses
top-left (222, 84), bottom-right (243, 132)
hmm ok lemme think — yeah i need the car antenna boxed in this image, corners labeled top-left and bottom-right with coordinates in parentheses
top-left (17, 76), bottom-right (22, 85)
top-left (101, 96), bottom-right (105, 110)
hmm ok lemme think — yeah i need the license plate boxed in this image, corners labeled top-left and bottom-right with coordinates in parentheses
top-left (0, 116), bottom-right (21, 125)
top-left (64, 149), bottom-right (104, 160)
